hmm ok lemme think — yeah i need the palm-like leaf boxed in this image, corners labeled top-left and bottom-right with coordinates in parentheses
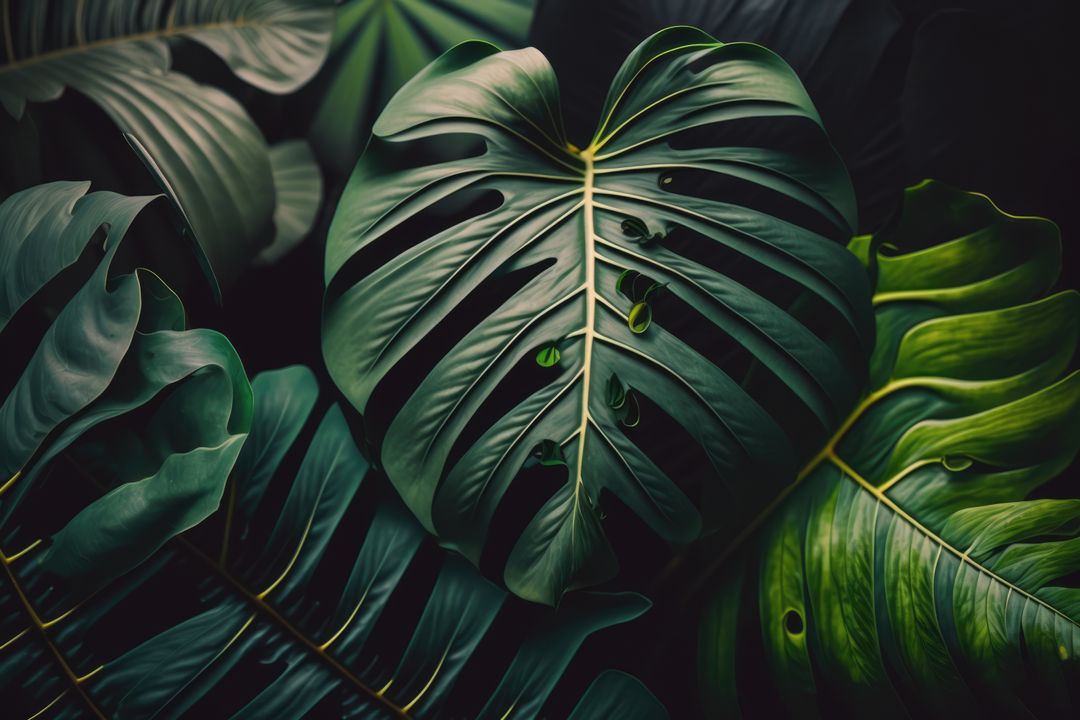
top-left (0, 0), bottom-right (333, 293)
top-left (308, 0), bottom-right (534, 175)
top-left (3, 364), bottom-right (665, 718)
top-left (323, 26), bottom-right (873, 605)
top-left (701, 180), bottom-right (1080, 718)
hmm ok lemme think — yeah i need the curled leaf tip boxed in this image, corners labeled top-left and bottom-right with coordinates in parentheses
top-left (536, 344), bottom-right (561, 368)
top-left (942, 455), bottom-right (973, 472)
top-left (628, 302), bottom-right (652, 334)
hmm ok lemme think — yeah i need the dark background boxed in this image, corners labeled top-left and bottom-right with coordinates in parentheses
top-left (3, 1), bottom-right (1077, 716)
top-left (203, 2), bottom-right (1080, 715)
top-left (201, 0), bottom-right (1080, 386)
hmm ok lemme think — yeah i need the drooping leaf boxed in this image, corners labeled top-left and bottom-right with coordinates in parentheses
top-left (1, 365), bottom-right (663, 718)
top-left (1, 181), bottom-right (177, 485)
top-left (568, 669), bottom-right (669, 719)
top-left (0, 180), bottom-right (252, 717)
top-left (308, 0), bottom-right (534, 175)
top-left (701, 181), bottom-right (1080, 718)
top-left (256, 140), bottom-right (324, 265)
top-left (0, 0), bottom-right (334, 294)
top-left (323, 27), bottom-right (873, 604)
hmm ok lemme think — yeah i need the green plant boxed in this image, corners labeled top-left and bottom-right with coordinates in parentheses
top-left (2, 362), bottom-right (665, 718)
top-left (700, 180), bottom-right (1080, 716)
top-left (0, 180), bottom-right (251, 712)
top-left (323, 26), bottom-right (873, 606)
top-left (308, 0), bottom-right (534, 174)
top-left (0, 0), bottom-right (332, 293)
top-left (2, 6), bottom-right (1073, 715)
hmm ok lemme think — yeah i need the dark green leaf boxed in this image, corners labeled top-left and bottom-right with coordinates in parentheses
top-left (308, 0), bottom-right (534, 174)
top-left (0, 1), bottom-right (334, 292)
top-left (2, 366), bottom-right (662, 718)
top-left (323, 27), bottom-right (872, 604)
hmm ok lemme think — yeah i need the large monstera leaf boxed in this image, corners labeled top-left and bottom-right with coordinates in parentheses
top-left (700, 181), bottom-right (1080, 718)
top-left (0, 0), bottom-right (333, 294)
top-left (323, 27), bottom-right (874, 605)
top-left (309, 0), bottom-right (534, 175)
top-left (529, 0), bottom-right (907, 229)
top-left (1, 364), bottom-right (665, 718)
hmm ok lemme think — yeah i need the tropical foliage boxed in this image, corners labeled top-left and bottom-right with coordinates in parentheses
top-left (308, 0), bottom-right (534, 175)
top-left (2, 359), bottom-right (663, 717)
top-left (0, 0), bottom-right (1074, 717)
top-left (700, 181), bottom-right (1080, 717)
top-left (0, 180), bottom-right (251, 714)
top-left (0, 0), bottom-right (333, 293)
top-left (323, 26), bottom-right (873, 606)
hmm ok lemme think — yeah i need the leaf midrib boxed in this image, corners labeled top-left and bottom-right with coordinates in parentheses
top-left (824, 450), bottom-right (1080, 630)
top-left (804, 379), bottom-right (1080, 630)
top-left (54, 455), bottom-right (411, 718)
top-left (572, 146), bottom-right (598, 520)
top-left (694, 369), bottom-right (1080, 632)
top-left (174, 536), bottom-right (412, 718)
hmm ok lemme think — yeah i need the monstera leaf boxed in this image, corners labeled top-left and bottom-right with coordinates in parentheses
top-left (308, 0), bottom-right (534, 175)
top-left (1, 364), bottom-right (666, 718)
top-left (323, 27), bottom-right (874, 604)
top-left (700, 181), bottom-right (1080, 717)
top-left (0, 0), bottom-right (333, 294)
top-left (529, 0), bottom-right (906, 229)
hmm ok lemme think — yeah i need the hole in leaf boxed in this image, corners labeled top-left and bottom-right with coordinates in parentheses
top-left (784, 609), bottom-right (804, 635)
top-left (530, 439), bottom-right (567, 468)
top-left (607, 374), bottom-right (627, 410)
top-left (621, 216), bottom-right (664, 244)
top-left (618, 391), bottom-right (641, 428)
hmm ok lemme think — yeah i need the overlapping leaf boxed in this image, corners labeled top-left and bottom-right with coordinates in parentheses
top-left (701, 181), bottom-right (1080, 718)
top-left (323, 27), bottom-right (873, 604)
top-left (1, 364), bottom-right (666, 718)
top-left (0, 0), bottom-right (332, 293)
top-left (308, 0), bottom-right (534, 174)
top-left (0, 180), bottom-right (251, 716)
top-left (529, 0), bottom-right (906, 228)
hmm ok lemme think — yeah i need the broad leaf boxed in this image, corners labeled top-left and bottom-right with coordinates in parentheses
top-left (308, 0), bottom-right (534, 175)
top-left (257, 140), bottom-right (324, 265)
top-left (0, 0), bottom-right (334, 294)
top-left (0, 182), bottom-right (248, 513)
top-left (1, 365), bottom-right (665, 718)
top-left (323, 27), bottom-right (873, 604)
top-left (529, 0), bottom-right (906, 229)
top-left (701, 181), bottom-right (1080, 718)
top-left (0, 181), bottom-right (252, 716)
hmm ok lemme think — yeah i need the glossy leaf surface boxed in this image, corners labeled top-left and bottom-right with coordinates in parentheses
top-left (324, 27), bottom-right (873, 604)
top-left (308, 0), bottom-right (534, 174)
top-left (701, 181), bottom-right (1080, 718)
top-left (0, 181), bottom-right (252, 717)
top-left (2, 365), bottom-right (662, 718)
top-left (0, 0), bottom-right (334, 293)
